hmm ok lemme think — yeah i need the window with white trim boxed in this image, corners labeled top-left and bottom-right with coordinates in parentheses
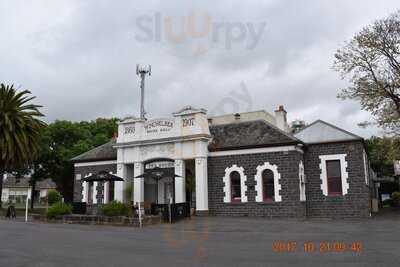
top-left (223, 165), bottom-right (248, 203)
top-left (262, 169), bottom-right (274, 201)
top-left (319, 154), bottom-right (349, 196)
top-left (255, 162), bottom-right (282, 202)
top-left (326, 160), bottom-right (342, 195)
top-left (230, 171), bottom-right (241, 202)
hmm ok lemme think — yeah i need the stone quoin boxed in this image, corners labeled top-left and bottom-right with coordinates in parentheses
top-left (71, 106), bottom-right (372, 219)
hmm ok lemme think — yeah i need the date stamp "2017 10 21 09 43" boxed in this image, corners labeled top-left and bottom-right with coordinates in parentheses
top-left (272, 241), bottom-right (363, 253)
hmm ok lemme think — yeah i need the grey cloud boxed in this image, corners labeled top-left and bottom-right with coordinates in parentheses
top-left (0, 0), bottom-right (399, 138)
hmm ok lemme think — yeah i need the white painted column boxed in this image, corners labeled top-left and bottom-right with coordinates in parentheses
top-left (195, 157), bottom-right (208, 211)
top-left (82, 181), bottom-right (89, 203)
top-left (133, 162), bottom-right (144, 205)
top-left (104, 181), bottom-right (109, 204)
top-left (174, 159), bottom-right (186, 203)
top-left (115, 164), bottom-right (126, 202)
top-left (92, 182), bottom-right (98, 204)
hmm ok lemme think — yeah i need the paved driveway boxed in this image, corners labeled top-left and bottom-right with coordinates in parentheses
top-left (0, 215), bottom-right (399, 267)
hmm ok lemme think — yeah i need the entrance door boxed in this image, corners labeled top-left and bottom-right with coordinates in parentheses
top-left (164, 182), bottom-right (174, 204)
top-left (144, 180), bottom-right (157, 204)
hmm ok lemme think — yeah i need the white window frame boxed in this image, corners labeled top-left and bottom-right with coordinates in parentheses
top-left (319, 154), bottom-right (349, 196)
top-left (255, 162), bottom-right (282, 202)
top-left (299, 161), bottom-right (306, 202)
top-left (223, 165), bottom-right (248, 203)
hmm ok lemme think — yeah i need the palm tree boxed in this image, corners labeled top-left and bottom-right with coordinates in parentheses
top-left (0, 84), bottom-right (46, 208)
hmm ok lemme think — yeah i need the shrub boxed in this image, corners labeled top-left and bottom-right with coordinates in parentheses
top-left (47, 190), bottom-right (62, 205)
top-left (391, 192), bottom-right (400, 202)
top-left (382, 199), bottom-right (393, 207)
top-left (102, 201), bottom-right (129, 217)
top-left (124, 184), bottom-right (133, 202)
top-left (47, 202), bottom-right (72, 219)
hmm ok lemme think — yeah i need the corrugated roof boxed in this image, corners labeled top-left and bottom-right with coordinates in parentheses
top-left (294, 120), bottom-right (363, 144)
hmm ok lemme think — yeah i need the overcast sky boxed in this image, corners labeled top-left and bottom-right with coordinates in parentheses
top-left (1, 1), bottom-right (399, 138)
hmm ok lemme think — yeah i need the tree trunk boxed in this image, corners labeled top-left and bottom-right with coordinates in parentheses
top-left (30, 181), bottom-right (36, 210)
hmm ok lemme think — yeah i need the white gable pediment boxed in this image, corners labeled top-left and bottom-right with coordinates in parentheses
top-left (294, 120), bottom-right (362, 144)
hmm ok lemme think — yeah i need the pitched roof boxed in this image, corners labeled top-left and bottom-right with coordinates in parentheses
top-left (3, 177), bottom-right (30, 188)
top-left (294, 120), bottom-right (363, 144)
top-left (70, 139), bottom-right (117, 163)
top-left (209, 120), bottom-right (301, 151)
top-left (3, 177), bottom-right (56, 189)
top-left (71, 120), bottom-right (301, 162)
top-left (37, 178), bottom-right (57, 189)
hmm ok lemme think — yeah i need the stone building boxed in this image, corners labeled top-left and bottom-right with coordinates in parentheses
top-left (71, 106), bottom-right (371, 218)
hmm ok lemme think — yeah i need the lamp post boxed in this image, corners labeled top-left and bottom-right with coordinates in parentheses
top-left (25, 195), bottom-right (30, 222)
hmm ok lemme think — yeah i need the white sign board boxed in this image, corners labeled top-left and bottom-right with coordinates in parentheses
top-left (144, 119), bottom-right (174, 134)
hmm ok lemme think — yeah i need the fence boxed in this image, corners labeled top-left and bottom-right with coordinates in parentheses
top-left (151, 202), bottom-right (191, 223)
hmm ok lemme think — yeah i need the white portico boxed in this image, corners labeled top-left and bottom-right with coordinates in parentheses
top-left (113, 106), bottom-right (211, 212)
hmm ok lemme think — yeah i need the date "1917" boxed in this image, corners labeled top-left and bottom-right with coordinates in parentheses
top-left (272, 241), bottom-right (362, 253)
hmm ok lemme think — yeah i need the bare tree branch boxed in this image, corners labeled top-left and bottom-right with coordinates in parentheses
top-left (334, 11), bottom-right (400, 134)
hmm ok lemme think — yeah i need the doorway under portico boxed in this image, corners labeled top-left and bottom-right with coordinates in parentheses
top-left (126, 158), bottom-right (196, 208)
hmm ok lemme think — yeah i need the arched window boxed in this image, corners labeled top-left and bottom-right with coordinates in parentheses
top-left (262, 169), bottom-right (275, 201)
top-left (255, 162), bottom-right (282, 202)
top-left (230, 171), bottom-right (241, 202)
top-left (223, 165), bottom-right (248, 203)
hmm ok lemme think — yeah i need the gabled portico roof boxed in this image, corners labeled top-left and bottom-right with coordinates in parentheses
top-left (71, 119), bottom-right (302, 163)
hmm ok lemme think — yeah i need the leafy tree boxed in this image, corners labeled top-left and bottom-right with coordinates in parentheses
top-left (33, 118), bottom-right (118, 203)
top-left (47, 190), bottom-right (62, 205)
top-left (366, 136), bottom-right (400, 177)
top-left (334, 11), bottom-right (400, 133)
top-left (0, 84), bottom-right (46, 208)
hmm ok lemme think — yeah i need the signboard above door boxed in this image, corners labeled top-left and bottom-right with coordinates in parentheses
top-left (144, 119), bottom-right (174, 134)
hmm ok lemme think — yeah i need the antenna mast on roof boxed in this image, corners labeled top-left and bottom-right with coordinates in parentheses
top-left (136, 64), bottom-right (151, 120)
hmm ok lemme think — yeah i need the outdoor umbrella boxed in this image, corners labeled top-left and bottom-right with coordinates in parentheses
top-left (81, 171), bottom-right (124, 182)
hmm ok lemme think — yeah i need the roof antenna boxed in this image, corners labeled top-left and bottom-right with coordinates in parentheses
top-left (136, 64), bottom-right (151, 120)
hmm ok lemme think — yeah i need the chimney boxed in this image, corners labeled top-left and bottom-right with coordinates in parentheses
top-left (234, 113), bottom-right (241, 121)
top-left (274, 105), bottom-right (289, 132)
